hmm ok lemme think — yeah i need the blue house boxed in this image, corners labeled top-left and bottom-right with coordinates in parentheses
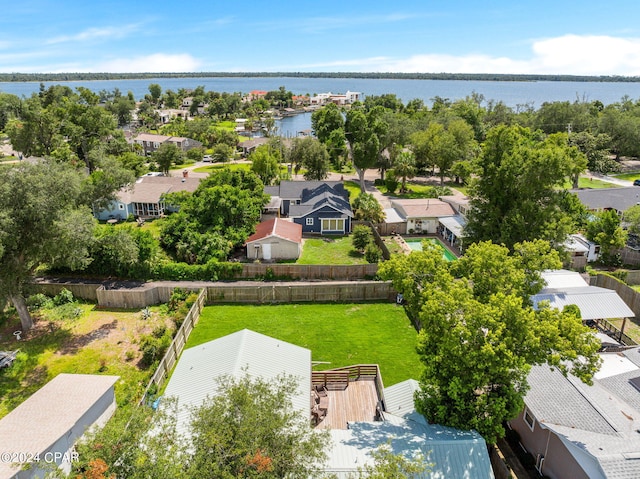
top-left (265, 181), bottom-right (353, 234)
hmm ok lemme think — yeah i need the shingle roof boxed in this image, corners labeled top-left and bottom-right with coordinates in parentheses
top-left (245, 218), bottom-right (302, 244)
top-left (0, 374), bottom-right (118, 479)
top-left (390, 199), bottom-right (455, 219)
top-left (525, 358), bottom-right (640, 479)
top-left (572, 187), bottom-right (640, 212)
top-left (288, 183), bottom-right (353, 218)
top-left (119, 176), bottom-right (200, 204)
top-left (274, 180), bottom-right (346, 199)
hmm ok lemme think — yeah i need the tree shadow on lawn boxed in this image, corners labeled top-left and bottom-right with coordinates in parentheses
top-left (56, 319), bottom-right (119, 355)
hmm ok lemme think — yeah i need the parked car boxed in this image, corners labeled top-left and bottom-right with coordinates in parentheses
top-left (634, 179), bottom-right (640, 186)
top-left (202, 155), bottom-right (212, 162)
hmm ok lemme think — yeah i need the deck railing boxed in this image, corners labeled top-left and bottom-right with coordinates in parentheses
top-left (312, 364), bottom-right (387, 410)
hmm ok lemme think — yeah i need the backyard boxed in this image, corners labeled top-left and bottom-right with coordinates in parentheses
top-left (186, 303), bottom-right (423, 386)
top-left (297, 235), bottom-right (368, 265)
top-left (0, 297), bottom-right (174, 419)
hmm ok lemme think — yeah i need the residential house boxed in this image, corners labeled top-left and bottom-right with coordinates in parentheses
top-left (572, 187), bottom-right (640, 216)
top-left (161, 329), bottom-right (494, 478)
top-left (266, 181), bottom-right (353, 235)
top-left (309, 91), bottom-right (362, 106)
top-left (511, 349), bottom-right (640, 479)
top-left (0, 374), bottom-right (119, 479)
top-left (531, 269), bottom-right (634, 324)
top-left (389, 198), bottom-right (455, 234)
top-left (94, 175), bottom-right (200, 220)
top-left (238, 137), bottom-right (269, 156)
top-left (245, 218), bottom-right (303, 260)
top-left (564, 233), bottom-right (601, 269)
top-left (130, 132), bottom-right (203, 156)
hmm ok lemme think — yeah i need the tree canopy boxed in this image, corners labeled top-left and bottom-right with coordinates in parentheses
top-left (464, 125), bottom-right (586, 250)
top-left (0, 161), bottom-right (96, 330)
top-left (378, 240), bottom-right (601, 444)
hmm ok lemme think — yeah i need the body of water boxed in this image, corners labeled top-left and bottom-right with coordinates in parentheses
top-left (3, 76), bottom-right (640, 108)
top-left (4, 76), bottom-right (640, 138)
top-left (404, 237), bottom-right (457, 261)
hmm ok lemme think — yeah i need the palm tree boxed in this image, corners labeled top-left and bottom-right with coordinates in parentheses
top-left (393, 151), bottom-right (416, 193)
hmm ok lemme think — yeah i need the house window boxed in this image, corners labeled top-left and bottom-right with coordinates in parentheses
top-left (118, 204), bottom-right (124, 210)
top-left (523, 408), bottom-right (535, 431)
top-left (306, 218), bottom-right (314, 226)
top-left (321, 218), bottom-right (345, 232)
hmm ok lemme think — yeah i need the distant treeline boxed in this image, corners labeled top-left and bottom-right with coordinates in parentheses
top-left (1, 72), bottom-right (640, 83)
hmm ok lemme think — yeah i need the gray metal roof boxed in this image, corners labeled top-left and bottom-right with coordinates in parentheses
top-left (532, 286), bottom-right (634, 320)
top-left (384, 379), bottom-right (421, 419)
top-left (162, 329), bottom-right (311, 436)
top-left (325, 416), bottom-right (494, 479)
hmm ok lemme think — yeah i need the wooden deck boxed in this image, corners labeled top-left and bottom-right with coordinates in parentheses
top-left (314, 378), bottom-right (380, 430)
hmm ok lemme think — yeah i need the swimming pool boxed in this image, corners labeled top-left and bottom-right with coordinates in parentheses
top-left (403, 237), bottom-right (458, 261)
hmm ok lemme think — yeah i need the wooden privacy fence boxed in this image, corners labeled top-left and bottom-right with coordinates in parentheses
top-left (140, 288), bottom-right (207, 404)
top-left (236, 263), bottom-right (379, 280)
top-left (206, 281), bottom-right (395, 304)
top-left (590, 273), bottom-right (640, 318)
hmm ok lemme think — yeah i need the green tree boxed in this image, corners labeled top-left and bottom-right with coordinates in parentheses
top-left (153, 142), bottom-right (184, 175)
top-left (250, 145), bottom-right (280, 185)
top-left (148, 83), bottom-right (162, 105)
top-left (353, 193), bottom-right (385, 223)
top-left (352, 224), bottom-right (373, 251)
top-left (288, 137), bottom-right (330, 181)
top-left (351, 442), bottom-right (431, 479)
top-left (0, 161), bottom-right (95, 330)
top-left (378, 241), bottom-right (601, 444)
top-left (586, 209), bottom-right (627, 263)
top-left (392, 151), bottom-right (416, 193)
top-left (464, 125), bottom-right (579, 250)
top-left (345, 106), bottom-right (388, 191)
top-left (569, 131), bottom-right (616, 175)
top-left (624, 204), bottom-right (640, 236)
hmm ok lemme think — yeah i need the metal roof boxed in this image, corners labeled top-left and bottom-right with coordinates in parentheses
top-left (540, 269), bottom-right (589, 289)
top-left (438, 215), bottom-right (466, 237)
top-left (325, 416), bottom-right (494, 479)
top-left (162, 329), bottom-right (311, 436)
top-left (532, 286), bottom-right (634, 320)
top-left (384, 379), bottom-right (421, 419)
top-left (0, 374), bottom-right (119, 479)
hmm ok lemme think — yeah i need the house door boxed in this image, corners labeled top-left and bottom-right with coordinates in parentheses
top-left (262, 243), bottom-right (272, 260)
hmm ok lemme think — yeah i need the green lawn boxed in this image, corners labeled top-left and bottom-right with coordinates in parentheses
top-left (377, 181), bottom-right (454, 199)
top-left (344, 180), bottom-right (362, 204)
top-left (561, 177), bottom-right (619, 189)
top-left (298, 235), bottom-right (367, 265)
top-left (612, 171), bottom-right (640, 181)
top-left (193, 162), bottom-right (251, 173)
top-left (186, 303), bottom-right (423, 386)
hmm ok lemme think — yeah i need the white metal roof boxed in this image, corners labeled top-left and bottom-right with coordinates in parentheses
top-left (532, 286), bottom-right (634, 320)
top-left (383, 379), bottom-right (421, 419)
top-left (0, 374), bottom-right (118, 479)
top-left (162, 329), bottom-right (311, 436)
top-left (541, 269), bottom-right (589, 289)
top-left (383, 207), bottom-right (404, 223)
top-left (438, 215), bottom-right (466, 237)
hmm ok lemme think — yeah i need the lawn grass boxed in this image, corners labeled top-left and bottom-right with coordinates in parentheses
top-left (608, 318), bottom-right (640, 343)
top-left (377, 181), bottom-right (453, 199)
top-left (344, 180), bottom-right (362, 204)
top-left (0, 303), bottom-right (167, 419)
top-left (611, 171), bottom-right (640, 181)
top-left (561, 177), bottom-right (619, 189)
top-left (193, 162), bottom-right (252, 173)
top-left (186, 303), bottom-right (422, 386)
top-left (298, 235), bottom-right (367, 265)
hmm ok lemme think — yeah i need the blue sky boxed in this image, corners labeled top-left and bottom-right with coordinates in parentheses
top-left (3, 0), bottom-right (640, 75)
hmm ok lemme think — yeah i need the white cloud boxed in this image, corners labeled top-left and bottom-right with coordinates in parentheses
top-left (47, 24), bottom-right (141, 45)
top-left (295, 34), bottom-right (640, 76)
top-left (96, 53), bottom-right (202, 73)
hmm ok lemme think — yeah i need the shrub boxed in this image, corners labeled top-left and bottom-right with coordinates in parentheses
top-left (139, 327), bottom-right (172, 368)
top-left (352, 225), bottom-right (373, 251)
top-left (385, 171), bottom-right (399, 194)
top-left (364, 243), bottom-right (383, 263)
top-left (53, 288), bottom-right (74, 306)
top-left (26, 293), bottom-right (52, 311)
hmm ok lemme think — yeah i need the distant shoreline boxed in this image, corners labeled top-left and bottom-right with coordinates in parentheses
top-left (2, 72), bottom-right (640, 83)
